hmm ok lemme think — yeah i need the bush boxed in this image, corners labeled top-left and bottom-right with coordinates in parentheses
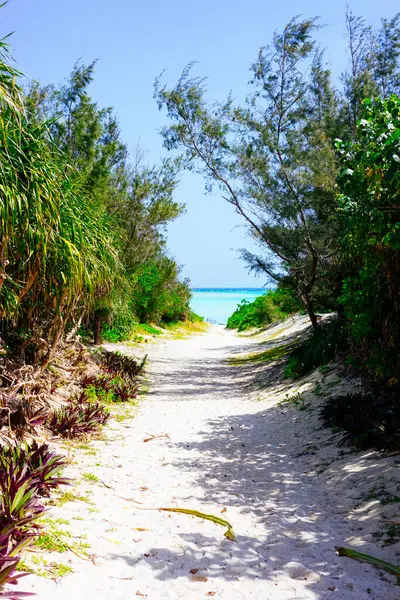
top-left (319, 386), bottom-right (400, 450)
top-left (82, 374), bottom-right (139, 403)
top-left (336, 96), bottom-right (400, 381)
top-left (284, 318), bottom-right (348, 378)
top-left (131, 257), bottom-right (192, 324)
top-left (187, 312), bottom-right (204, 323)
top-left (99, 349), bottom-right (146, 381)
top-left (0, 442), bottom-right (69, 497)
top-left (47, 399), bottom-right (110, 438)
top-left (0, 441), bottom-right (68, 597)
top-left (226, 287), bottom-right (300, 331)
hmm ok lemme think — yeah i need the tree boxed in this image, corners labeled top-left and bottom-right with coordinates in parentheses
top-left (374, 13), bottom-right (400, 97)
top-left (340, 9), bottom-right (400, 132)
top-left (116, 153), bottom-right (184, 271)
top-left (340, 9), bottom-right (376, 131)
top-left (26, 62), bottom-right (190, 342)
top-left (155, 17), bottom-right (338, 328)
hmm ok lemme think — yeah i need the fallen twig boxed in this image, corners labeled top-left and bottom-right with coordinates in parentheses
top-left (100, 480), bottom-right (113, 489)
top-left (143, 433), bottom-right (170, 443)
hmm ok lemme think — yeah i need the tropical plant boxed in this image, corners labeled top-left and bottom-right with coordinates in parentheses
top-left (0, 443), bottom-right (69, 496)
top-left (99, 350), bottom-right (146, 381)
top-left (47, 400), bottom-right (110, 438)
top-left (0, 441), bottom-right (68, 598)
top-left (0, 534), bottom-right (34, 599)
top-left (26, 64), bottom-right (191, 344)
top-left (0, 42), bottom-right (118, 365)
top-left (81, 373), bottom-right (138, 402)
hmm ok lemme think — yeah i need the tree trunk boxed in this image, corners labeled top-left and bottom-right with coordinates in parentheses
top-left (94, 314), bottom-right (102, 345)
top-left (304, 293), bottom-right (318, 330)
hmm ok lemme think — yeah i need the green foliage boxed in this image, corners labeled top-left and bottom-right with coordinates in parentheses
top-left (82, 374), bottom-right (139, 403)
top-left (0, 442), bottom-right (69, 497)
top-left (155, 17), bottom-right (339, 327)
top-left (319, 387), bottom-right (400, 450)
top-left (0, 37), bottom-right (191, 354)
top-left (47, 399), bottom-right (110, 438)
top-left (187, 312), bottom-right (204, 323)
top-left (99, 348), bottom-right (146, 380)
top-left (284, 319), bottom-right (348, 378)
top-left (135, 323), bottom-right (162, 336)
top-left (336, 96), bottom-right (400, 380)
top-left (0, 40), bottom-right (119, 361)
top-left (226, 287), bottom-right (300, 331)
top-left (0, 441), bottom-right (68, 597)
top-left (131, 256), bottom-right (191, 324)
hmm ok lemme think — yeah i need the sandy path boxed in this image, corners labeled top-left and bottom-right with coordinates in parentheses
top-left (24, 323), bottom-right (398, 599)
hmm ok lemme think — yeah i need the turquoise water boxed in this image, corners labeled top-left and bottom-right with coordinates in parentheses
top-left (190, 288), bottom-right (268, 325)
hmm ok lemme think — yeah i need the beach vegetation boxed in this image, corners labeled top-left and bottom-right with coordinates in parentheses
top-left (319, 386), bottom-right (400, 450)
top-left (284, 319), bottom-right (348, 378)
top-left (0, 441), bottom-right (69, 596)
top-left (156, 8), bottom-right (400, 391)
top-left (229, 343), bottom-right (293, 366)
top-left (226, 286), bottom-right (301, 331)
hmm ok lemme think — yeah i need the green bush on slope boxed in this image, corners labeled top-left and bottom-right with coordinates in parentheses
top-left (226, 287), bottom-right (301, 331)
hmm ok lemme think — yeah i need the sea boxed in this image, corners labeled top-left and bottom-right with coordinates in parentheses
top-left (190, 288), bottom-right (268, 325)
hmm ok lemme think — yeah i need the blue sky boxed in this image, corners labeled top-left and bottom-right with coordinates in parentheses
top-left (3, 0), bottom-right (398, 287)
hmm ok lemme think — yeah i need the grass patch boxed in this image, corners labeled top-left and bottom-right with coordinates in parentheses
top-left (34, 533), bottom-right (69, 553)
top-left (55, 490), bottom-right (92, 506)
top-left (23, 556), bottom-right (74, 579)
top-left (161, 319), bottom-right (209, 337)
top-left (113, 413), bottom-right (130, 423)
top-left (16, 559), bottom-right (34, 573)
top-left (278, 392), bottom-right (311, 411)
top-left (134, 323), bottom-right (163, 336)
top-left (33, 517), bottom-right (74, 554)
top-left (228, 343), bottom-right (293, 365)
top-left (82, 472), bottom-right (99, 483)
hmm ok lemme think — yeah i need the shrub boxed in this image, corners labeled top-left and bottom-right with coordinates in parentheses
top-left (47, 400), bottom-right (110, 438)
top-left (0, 442), bottom-right (69, 497)
top-left (131, 257), bottom-right (192, 324)
top-left (187, 312), bottom-right (204, 323)
top-left (319, 387), bottom-right (400, 450)
top-left (336, 96), bottom-right (400, 381)
top-left (284, 318), bottom-right (347, 378)
top-left (226, 287), bottom-right (300, 331)
top-left (135, 324), bottom-right (162, 336)
top-left (100, 349), bottom-right (146, 381)
top-left (82, 374), bottom-right (138, 403)
top-left (0, 442), bottom-right (68, 597)
top-left (101, 324), bottom-right (131, 343)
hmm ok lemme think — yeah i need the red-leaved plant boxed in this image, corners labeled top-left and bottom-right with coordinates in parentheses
top-left (0, 442), bottom-right (69, 597)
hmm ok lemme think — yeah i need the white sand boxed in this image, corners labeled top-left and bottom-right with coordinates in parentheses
top-left (22, 318), bottom-right (400, 599)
